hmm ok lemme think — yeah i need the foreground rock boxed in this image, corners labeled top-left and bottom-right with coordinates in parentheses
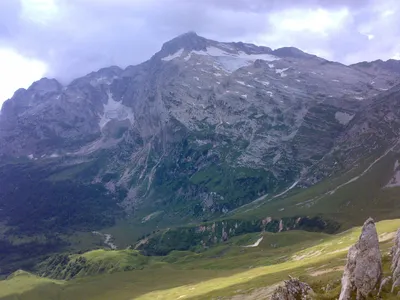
top-left (392, 228), bottom-right (400, 292)
top-left (271, 276), bottom-right (313, 300)
top-left (339, 218), bottom-right (382, 300)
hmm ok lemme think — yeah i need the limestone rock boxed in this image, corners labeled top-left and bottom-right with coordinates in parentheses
top-left (271, 276), bottom-right (313, 300)
top-left (378, 276), bottom-right (391, 296)
top-left (391, 228), bottom-right (400, 292)
top-left (2, 32), bottom-right (400, 234)
top-left (339, 217), bottom-right (382, 300)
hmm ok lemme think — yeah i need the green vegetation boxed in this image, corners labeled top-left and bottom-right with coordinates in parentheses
top-left (36, 249), bottom-right (150, 280)
top-left (147, 133), bottom-right (282, 218)
top-left (137, 216), bottom-right (339, 256)
top-left (0, 161), bottom-right (124, 276)
top-left (231, 151), bottom-right (400, 229)
top-left (0, 162), bottom-right (122, 234)
top-left (0, 270), bottom-right (64, 299)
top-left (1, 219), bottom-right (399, 299)
top-left (3, 114), bottom-right (400, 299)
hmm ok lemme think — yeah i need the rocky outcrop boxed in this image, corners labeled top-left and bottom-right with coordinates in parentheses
top-left (136, 216), bottom-right (339, 256)
top-left (378, 276), bottom-right (391, 296)
top-left (391, 228), bottom-right (400, 292)
top-left (270, 276), bottom-right (313, 300)
top-left (339, 218), bottom-right (382, 300)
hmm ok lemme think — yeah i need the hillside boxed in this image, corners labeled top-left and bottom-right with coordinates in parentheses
top-left (1, 219), bottom-right (400, 299)
top-left (2, 32), bottom-right (400, 282)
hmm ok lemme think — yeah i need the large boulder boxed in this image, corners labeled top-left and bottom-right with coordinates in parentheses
top-left (339, 218), bottom-right (382, 300)
top-left (271, 276), bottom-right (313, 300)
top-left (391, 228), bottom-right (400, 292)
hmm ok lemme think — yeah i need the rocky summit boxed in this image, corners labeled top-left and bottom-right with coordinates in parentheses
top-left (3, 33), bottom-right (400, 278)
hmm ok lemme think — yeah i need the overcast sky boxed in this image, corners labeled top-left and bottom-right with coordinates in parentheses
top-left (1, 0), bottom-right (400, 106)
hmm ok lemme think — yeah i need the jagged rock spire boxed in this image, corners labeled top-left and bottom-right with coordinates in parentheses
top-left (339, 217), bottom-right (382, 300)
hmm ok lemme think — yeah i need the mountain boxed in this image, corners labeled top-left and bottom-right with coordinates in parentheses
top-left (351, 58), bottom-right (400, 77)
top-left (2, 32), bottom-right (400, 274)
top-left (303, 83), bottom-right (400, 185)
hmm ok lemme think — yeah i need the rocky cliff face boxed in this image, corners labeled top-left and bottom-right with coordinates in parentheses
top-left (351, 59), bottom-right (400, 78)
top-left (302, 83), bottom-right (400, 186)
top-left (1, 32), bottom-right (400, 227)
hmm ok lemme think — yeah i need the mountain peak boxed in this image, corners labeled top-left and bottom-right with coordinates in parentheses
top-left (29, 78), bottom-right (62, 94)
top-left (272, 47), bottom-right (315, 59)
top-left (178, 31), bottom-right (199, 38)
top-left (159, 32), bottom-right (208, 57)
top-left (351, 58), bottom-right (400, 75)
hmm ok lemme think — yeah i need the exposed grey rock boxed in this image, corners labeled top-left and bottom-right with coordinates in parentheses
top-left (221, 229), bottom-right (228, 242)
top-left (1, 32), bottom-right (400, 220)
top-left (303, 83), bottom-right (400, 187)
top-left (339, 218), bottom-right (382, 300)
top-left (378, 276), bottom-right (391, 296)
top-left (351, 59), bottom-right (400, 76)
top-left (391, 228), bottom-right (400, 292)
top-left (270, 276), bottom-right (313, 300)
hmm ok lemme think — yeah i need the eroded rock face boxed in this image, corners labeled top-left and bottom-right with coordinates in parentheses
top-left (271, 276), bottom-right (313, 300)
top-left (378, 276), bottom-right (391, 296)
top-left (391, 228), bottom-right (400, 292)
top-left (339, 218), bottom-right (382, 300)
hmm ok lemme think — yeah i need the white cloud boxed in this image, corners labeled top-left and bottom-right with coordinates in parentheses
top-left (0, 48), bottom-right (47, 106)
top-left (269, 8), bottom-right (350, 35)
top-left (21, 0), bottom-right (59, 24)
top-left (1, 0), bottom-right (400, 106)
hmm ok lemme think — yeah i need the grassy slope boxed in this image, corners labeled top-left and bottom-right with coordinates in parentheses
top-left (2, 141), bottom-right (399, 278)
top-left (1, 219), bottom-right (399, 300)
top-left (0, 270), bottom-right (64, 299)
top-left (231, 151), bottom-right (400, 228)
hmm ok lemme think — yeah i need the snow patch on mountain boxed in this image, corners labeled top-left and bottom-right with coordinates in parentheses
top-left (188, 46), bottom-right (279, 72)
top-left (335, 112), bottom-right (354, 125)
top-left (99, 91), bottom-right (135, 129)
top-left (237, 80), bottom-right (255, 88)
top-left (243, 236), bottom-right (264, 248)
top-left (256, 79), bottom-right (270, 86)
top-left (276, 68), bottom-right (289, 77)
top-left (162, 48), bottom-right (184, 61)
top-left (90, 76), bottom-right (118, 86)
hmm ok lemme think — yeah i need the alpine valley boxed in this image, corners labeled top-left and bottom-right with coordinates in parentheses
top-left (2, 32), bottom-right (400, 299)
